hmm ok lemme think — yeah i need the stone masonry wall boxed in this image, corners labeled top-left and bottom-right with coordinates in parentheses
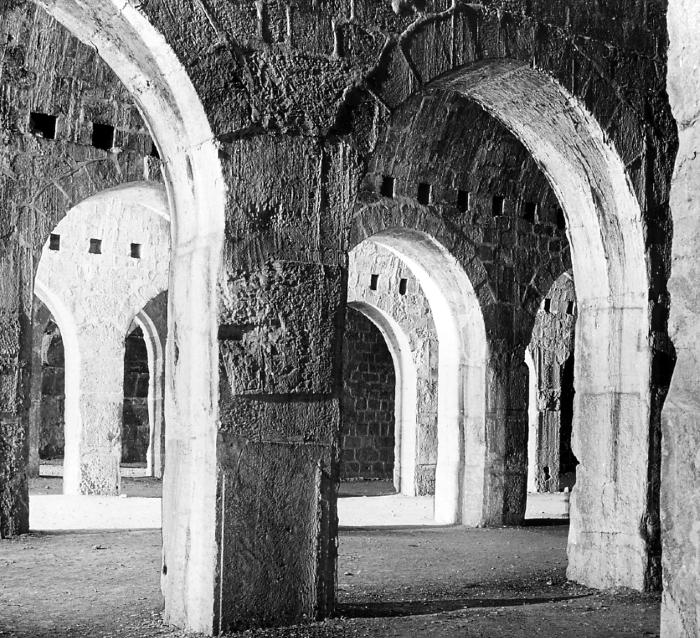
top-left (341, 307), bottom-right (395, 481)
top-left (528, 272), bottom-right (577, 492)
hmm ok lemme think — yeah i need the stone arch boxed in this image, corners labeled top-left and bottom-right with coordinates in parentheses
top-left (349, 225), bottom-right (487, 525)
top-left (30, 2), bottom-right (225, 631)
top-left (347, 300), bottom-right (417, 497)
top-left (34, 182), bottom-right (170, 495)
top-left (133, 308), bottom-right (165, 480)
top-left (394, 61), bottom-right (650, 590)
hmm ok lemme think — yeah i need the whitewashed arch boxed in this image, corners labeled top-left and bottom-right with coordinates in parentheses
top-left (363, 229), bottom-right (488, 525)
top-left (31, 2), bottom-right (225, 631)
top-left (433, 60), bottom-right (649, 588)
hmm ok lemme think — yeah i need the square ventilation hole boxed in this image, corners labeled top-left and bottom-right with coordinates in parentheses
top-left (457, 189), bottom-right (471, 212)
top-left (566, 301), bottom-right (575, 316)
top-left (523, 201), bottom-right (538, 223)
top-left (492, 195), bottom-right (505, 216)
top-left (29, 112), bottom-right (57, 139)
top-left (543, 298), bottom-right (551, 313)
top-left (130, 243), bottom-right (141, 259)
top-left (89, 238), bottom-right (102, 255)
top-left (370, 274), bottom-right (379, 291)
top-left (380, 175), bottom-right (395, 198)
top-left (92, 122), bottom-right (114, 151)
top-left (49, 234), bottom-right (60, 251)
top-left (399, 278), bottom-right (408, 295)
top-left (417, 182), bottom-right (432, 205)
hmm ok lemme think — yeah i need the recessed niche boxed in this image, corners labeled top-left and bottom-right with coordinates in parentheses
top-left (49, 234), bottom-right (60, 251)
top-left (417, 182), bottom-right (432, 205)
top-left (150, 141), bottom-right (160, 159)
top-left (380, 176), bottom-right (395, 198)
top-left (457, 189), bottom-right (470, 212)
top-left (92, 122), bottom-right (115, 151)
top-left (89, 238), bottom-right (102, 255)
top-left (543, 298), bottom-right (551, 313)
top-left (399, 278), bottom-right (408, 295)
top-left (523, 202), bottom-right (537, 223)
top-left (29, 112), bottom-right (57, 139)
top-left (492, 195), bottom-right (505, 216)
top-left (130, 243), bottom-right (141, 259)
top-left (566, 301), bottom-right (575, 315)
top-left (370, 274), bottom-right (379, 291)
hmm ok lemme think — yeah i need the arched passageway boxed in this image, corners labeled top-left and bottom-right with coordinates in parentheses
top-left (424, 62), bottom-right (651, 589)
top-left (344, 300), bottom-right (417, 496)
top-left (348, 229), bottom-right (487, 526)
top-left (342, 304), bottom-right (399, 486)
top-left (0, 3), bottom-right (672, 635)
top-left (34, 183), bottom-right (170, 495)
top-left (17, 2), bottom-right (226, 631)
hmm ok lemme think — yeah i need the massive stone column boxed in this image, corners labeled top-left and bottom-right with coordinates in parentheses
top-left (663, 2), bottom-right (700, 635)
top-left (215, 260), bottom-right (342, 631)
top-left (61, 327), bottom-right (123, 494)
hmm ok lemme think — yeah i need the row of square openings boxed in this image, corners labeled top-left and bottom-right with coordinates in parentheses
top-left (28, 111), bottom-right (159, 156)
top-left (379, 176), bottom-right (565, 229)
top-left (49, 234), bottom-right (142, 259)
top-left (369, 274), bottom-right (408, 296)
top-left (542, 298), bottom-right (575, 316)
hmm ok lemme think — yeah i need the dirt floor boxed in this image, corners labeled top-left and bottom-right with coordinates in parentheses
top-left (0, 479), bottom-right (660, 637)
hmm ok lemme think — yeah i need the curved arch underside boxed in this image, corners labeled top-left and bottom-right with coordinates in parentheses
top-left (32, 1), bottom-right (226, 632)
top-left (366, 229), bottom-right (488, 526)
top-left (433, 60), bottom-right (651, 590)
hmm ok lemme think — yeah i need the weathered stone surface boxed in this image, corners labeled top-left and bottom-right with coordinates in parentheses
top-left (527, 272), bottom-right (577, 493)
top-left (662, 1), bottom-right (700, 635)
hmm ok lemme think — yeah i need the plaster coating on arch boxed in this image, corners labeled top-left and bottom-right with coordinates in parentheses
top-left (27, 2), bottom-right (225, 629)
top-left (429, 60), bottom-right (650, 590)
top-left (662, 1), bottom-right (700, 634)
top-left (351, 228), bottom-right (488, 525)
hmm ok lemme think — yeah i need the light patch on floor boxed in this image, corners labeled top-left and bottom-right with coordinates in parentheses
top-left (29, 492), bottom-right (569, 531)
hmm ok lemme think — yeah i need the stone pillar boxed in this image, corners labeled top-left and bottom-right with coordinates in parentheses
top-left (63, 327), bottom-right (124, 495)
top-left (663, 2), bottom-right (700, 634)
top-left (213, 260), bottom-right (342, 631)
top-left (483, 350), bottom-right (529, 525)
top-left (0, 253), bottom-right (32, 538)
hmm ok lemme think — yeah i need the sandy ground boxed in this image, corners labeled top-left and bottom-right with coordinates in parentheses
top-left (0, 478), bottom-right (658, 637)
top-left (0, 526), bottom-right (659, 638)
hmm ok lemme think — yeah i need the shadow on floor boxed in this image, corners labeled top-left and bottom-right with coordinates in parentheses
top-left (337, 594), bottom-right (590, 619)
